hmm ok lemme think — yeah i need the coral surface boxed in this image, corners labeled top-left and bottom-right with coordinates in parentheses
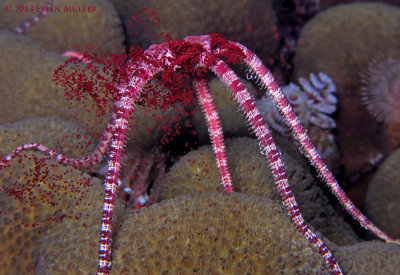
top-left (0, 30), bottom-right (183, 152)
top-left (0, 0), bottom-right (124, 54)
top-left (0, 118), bottom-right (100, 275)
top-left (0, 30), bottom-right (103, 130)
top-left (33, 178), bottom-right (129, 275)
top-left (365, 148), bottom-right (400, 238)
top-left (334, 241), bottom-right (400, 275)
top-left (159, 137), bottom-right (359, 245)
top-left (320, 0), bottom-right (400, 11)
top-left (0, 117), bottom-right (96, 158)
top-left (36, 192), bottom-right (331, 274)
top-left (111, 0), bottom-right (278, 62)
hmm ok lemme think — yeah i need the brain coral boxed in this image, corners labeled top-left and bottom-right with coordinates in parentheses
top-left (293, 3), bottom-right (400, 178)
top-left (36, 192), bottom-right (331, 274)
top-left (0, 30), bottom-right (104, 131)
top-left (0, 30), bottom-right (184, 152)
top-left (365, 148), bottom-right (400, 238)
top-left (0, 0), bottom-right (124, 54)
top-left (0, 117), bottom-right (102, 274)
top-left (0, 174), bottom-right (102, 275)
top-left (159, 137), bottom-right (359, 246)
top-left (0, 117), bottom-right (96, 158)
top-left (34, 178), bottom-right (128, 275)
top-left (111, 0), bottom-right (278, 62)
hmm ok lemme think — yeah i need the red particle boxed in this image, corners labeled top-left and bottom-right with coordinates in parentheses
top-left (268, 58), bottom-right (275, 65)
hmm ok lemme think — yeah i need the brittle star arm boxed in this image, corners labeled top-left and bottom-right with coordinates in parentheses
top-left (14, 0), bottom-right (54, 34)
top-left (0, 115), bottom-right (115, 170)
top-left (211, 59), bottom-right (343, 275)
top-left (193, 78), bottom-right (234, 193)
top-left (235, 42), bottom-right (400, 245)
top-left (97, 62), bottom-right (161, 274)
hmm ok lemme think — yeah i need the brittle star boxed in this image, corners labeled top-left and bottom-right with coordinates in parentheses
top-left (2, 9), bottom-right (400, 275)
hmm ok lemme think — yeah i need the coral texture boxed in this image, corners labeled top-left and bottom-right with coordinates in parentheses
top-left (34, 180), bottom-right (128, 275)
top-left (294, 3), bottom-right (400, 178)
top-left (0, 118), bottom-right (100, 274)
top-left (365, 148), bottom-right (400, 238)
top-left (0, 0), bottom-right (124, 54)
top-left (36, 193), bottom-right (331, 274)
top-left (159, 137), bottom-right (359, 245)
top-left (335, 241), bottom-right (400, 274)
top-left (0, 117), bottom-right (96, 158)
top-left (111, 0), bottom-right (278, 62)
top-left (0, 30), bottom-right (102, 130)
top-left (0, 31), bottom-right (182, 152)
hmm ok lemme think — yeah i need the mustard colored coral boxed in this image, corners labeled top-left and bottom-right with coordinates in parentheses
top-left (0, 31), bottom-right (183, 152)
top-left (0, 0), bottom-right (124, 54)
top-left (159, 137), bottom-right (359, 246)
top-left (34, 180), bottom-right (128, 274)
top-left (0, 31), bottom-right (103, 131)
top-left (294, 3), bottom-right (400, 89)
top-left (36, 193), bottom-right (331, 274)
top-left (0, 118), bottom-right (101, 274)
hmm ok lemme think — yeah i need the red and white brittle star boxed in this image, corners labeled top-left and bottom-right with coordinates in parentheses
top-left (2, 5), bottom-right (400, 275)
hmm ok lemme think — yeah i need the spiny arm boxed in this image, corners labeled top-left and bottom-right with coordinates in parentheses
top-left (212, 58), bottom-right (342, 274)
top-left (193, 78), bottom-right (234, 193)
top-left (235, 42), bottom-right (400, 245)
